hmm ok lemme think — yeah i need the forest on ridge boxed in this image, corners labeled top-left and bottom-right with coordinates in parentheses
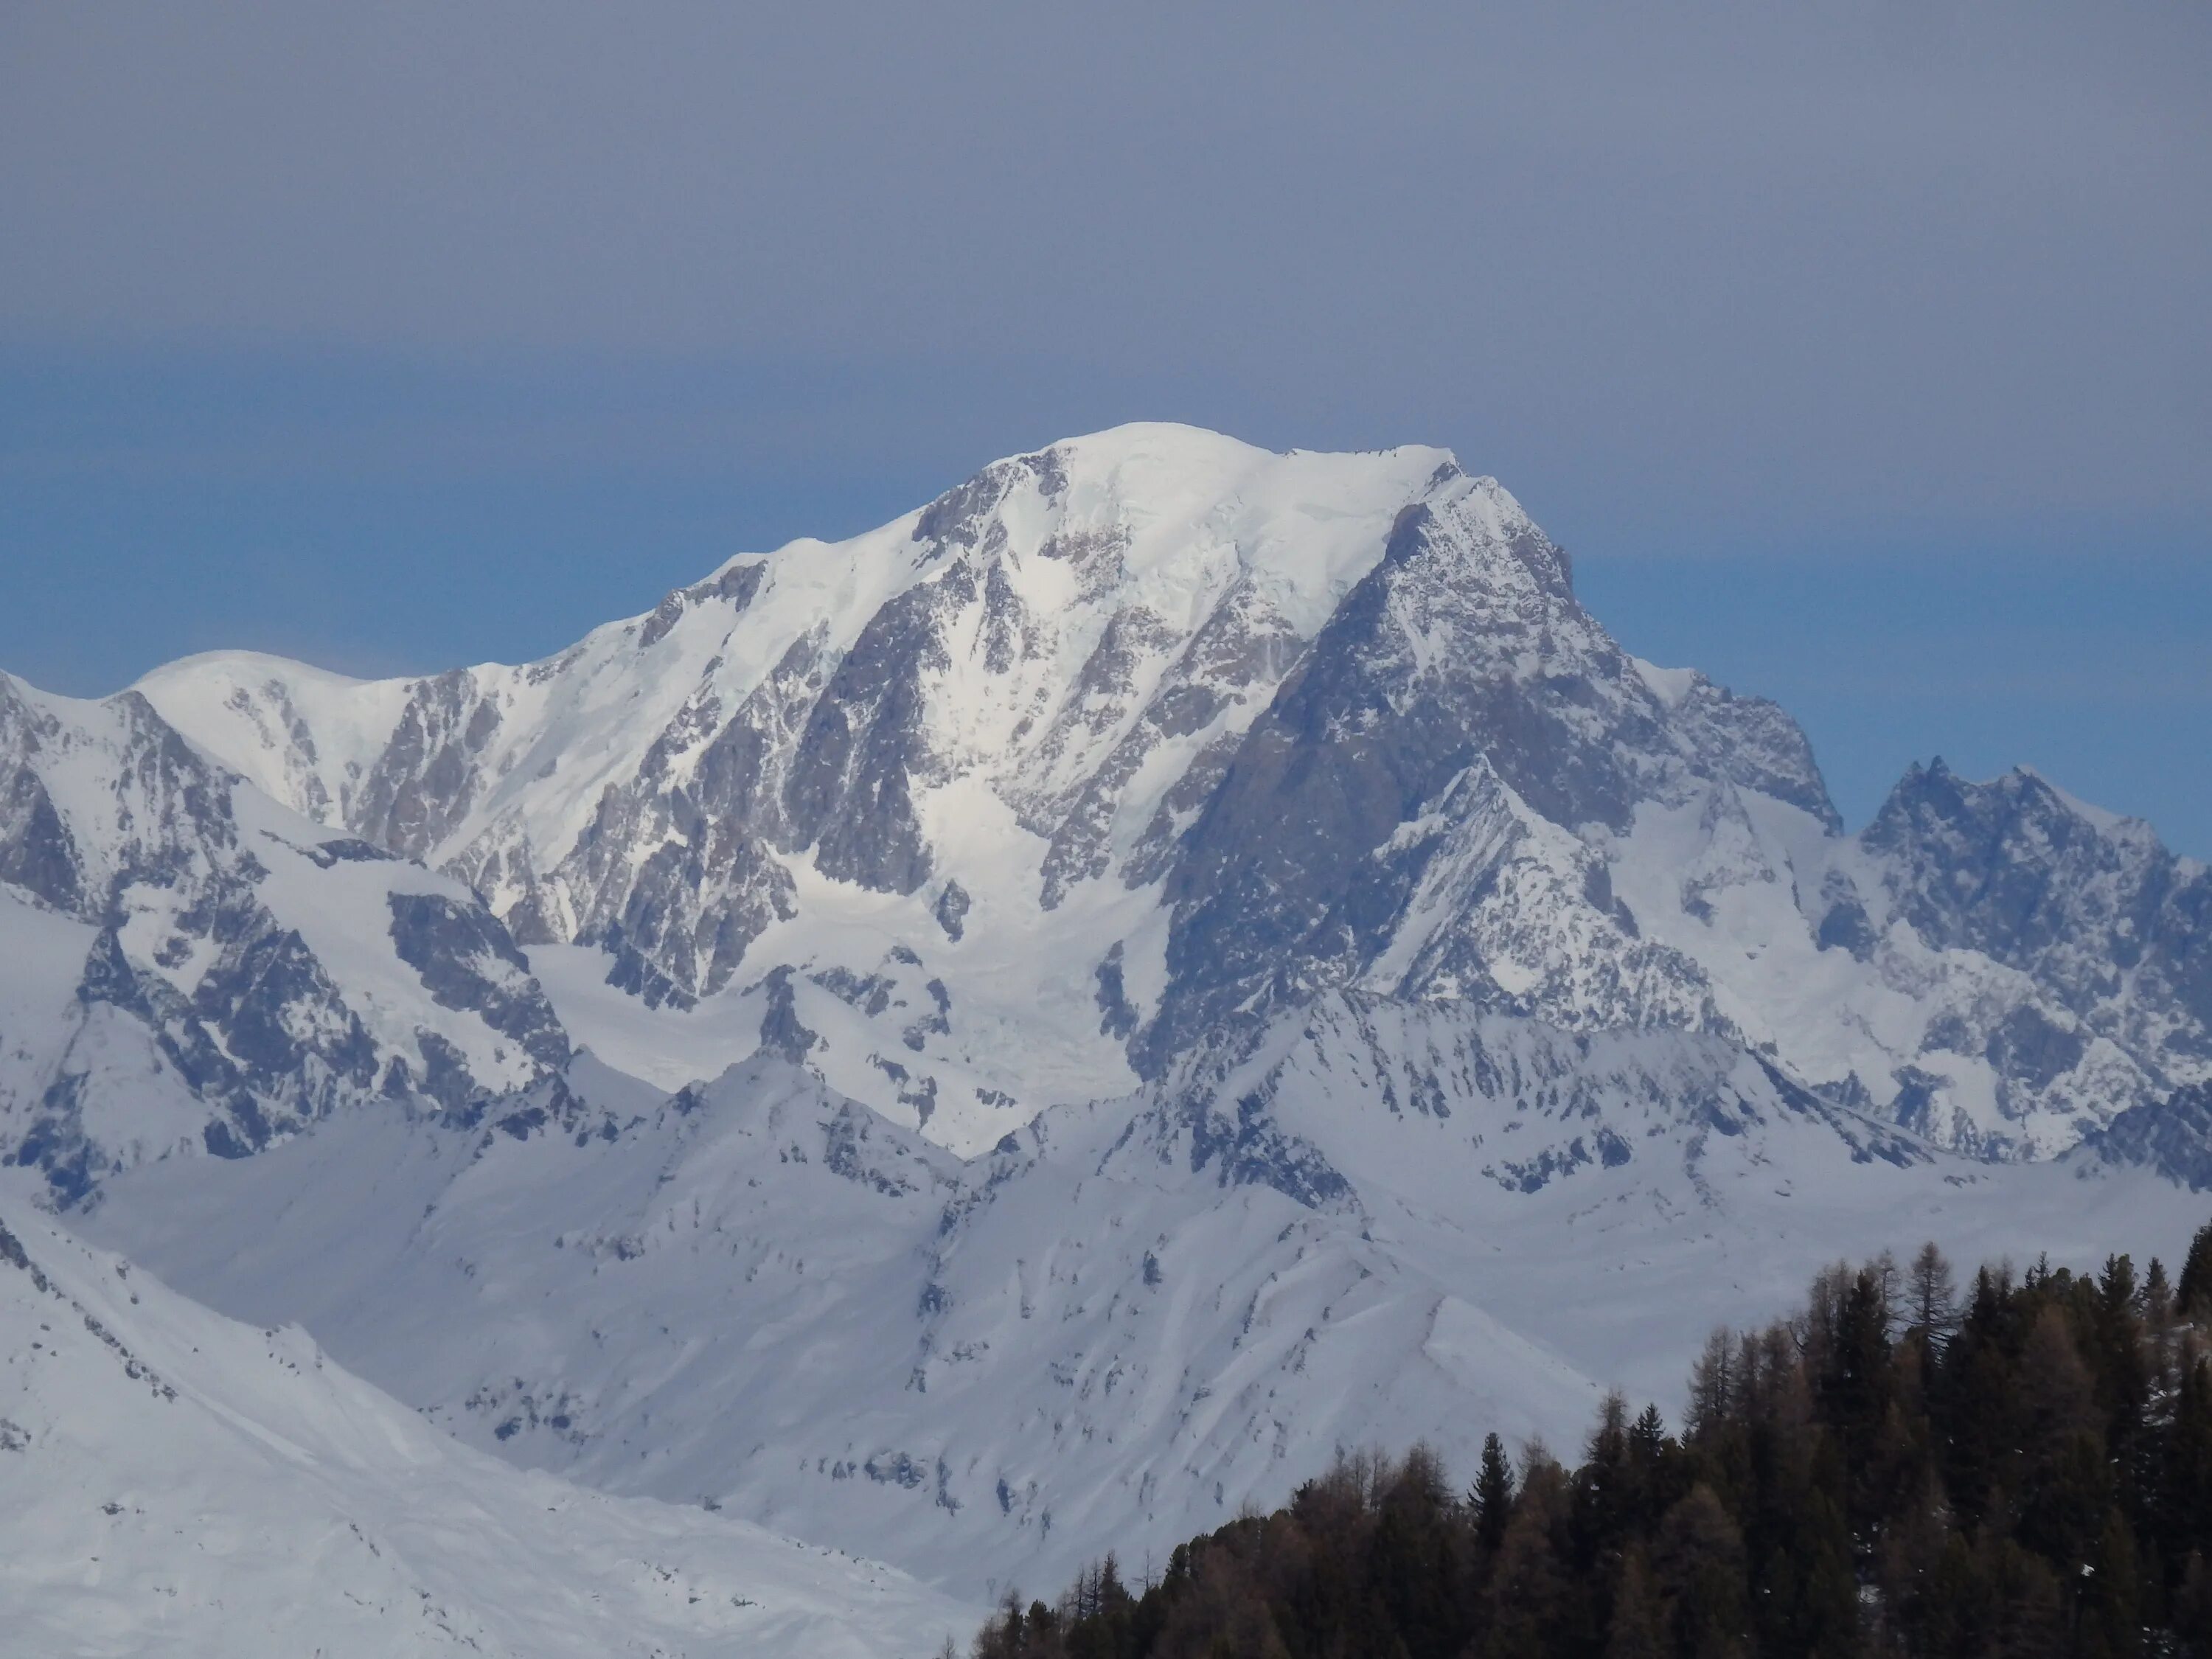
top-left (967, 1226), bottom-right (2212, 1659)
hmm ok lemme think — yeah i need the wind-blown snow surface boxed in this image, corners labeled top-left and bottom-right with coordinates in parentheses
top-left (0, 1200), bottom-right (973, 1658)
top-left (74, 1034), bottom-right (2211, 1602)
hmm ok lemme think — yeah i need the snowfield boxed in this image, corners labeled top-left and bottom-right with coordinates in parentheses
top-left (0, 1199), bottom-right (975, 1658)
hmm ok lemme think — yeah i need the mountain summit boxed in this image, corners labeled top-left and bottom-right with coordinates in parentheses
top-left (2, 423), bottom-right (2205, 1192)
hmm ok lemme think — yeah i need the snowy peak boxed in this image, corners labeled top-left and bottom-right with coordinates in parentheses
top-left (1140, 485), bottom-right (1833, 1066)
top-left (1861, 757), bottom-right (2181, 957)
top-left (4, 422), bottom-right (2202, 1174)
top-left (117, 428), bottom-right (1526, 1153)
top-left (1830, 756), bottom-right (2212, 1143)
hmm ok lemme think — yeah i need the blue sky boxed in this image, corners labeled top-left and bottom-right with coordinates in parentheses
top-left (2, 4), bottom-right (2206, 850)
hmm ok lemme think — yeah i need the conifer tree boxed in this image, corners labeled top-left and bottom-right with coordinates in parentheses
top-left (1685, 1329), bottom-right (1735, 1445)
top-left (1576, 1391), bottom-right (1635, 1567)
top-left (2080, 1506), bottom-right (2143, 1659)
top-left (1471, 1433), bottom-right (1517, 1555)
top-left (2174, 1551), bottom-right (2212, 1655)
top-left (1907, 1240), bottom-right (1958, 1343)
top-left (1484, 1481), bottom-right (1573, 1659)
top-left (2180, 1220), bottom-right (2212, 1320)
top-left (2144, 1256), bottom-right (2174, 1330)
top-left (1652, 1484), bottom-right (1748, 1659)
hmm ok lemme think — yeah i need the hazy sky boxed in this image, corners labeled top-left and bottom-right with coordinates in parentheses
top-left (3, 3), bottom-right (2207, 848)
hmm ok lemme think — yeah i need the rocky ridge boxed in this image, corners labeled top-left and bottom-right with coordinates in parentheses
top-left (0, 672), bottom-right (568, 1199)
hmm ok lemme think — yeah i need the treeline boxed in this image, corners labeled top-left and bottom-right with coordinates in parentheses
top-left (967, 1225), bottom-right (2212, 1658)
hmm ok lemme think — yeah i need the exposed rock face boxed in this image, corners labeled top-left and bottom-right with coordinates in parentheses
top-left (353, 669), bottom-right (502, 860)
top-left (1143, 490), bottom-right (1803, 1067)
top-left (1857, 761), bottom-right (2212, 1068)
top-left (2081, 1082), bottom-right (2212, 1191)
top-left (386, 893), bottom-right (569, 1072)
top-left (0, 685), bottom-right (86, 914)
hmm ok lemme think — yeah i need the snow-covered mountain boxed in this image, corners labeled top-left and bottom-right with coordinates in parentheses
top-left (6, 420), bottom-right (2211, 1610)
top-left (76, 421), bottom-right (2205, 1172)
top-left (0, 1199), bottom-right (973, 1657)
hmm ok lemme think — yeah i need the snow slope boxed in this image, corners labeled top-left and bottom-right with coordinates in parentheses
top-left (0, 1200), bottom-right (974, 1658)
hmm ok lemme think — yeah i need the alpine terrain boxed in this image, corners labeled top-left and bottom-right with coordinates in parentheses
top-left (4, 424), bottom-right (2208, 1616)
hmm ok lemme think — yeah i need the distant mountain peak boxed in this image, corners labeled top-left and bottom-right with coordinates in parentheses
top-left (1, 425), bottom-right (2203, 1183)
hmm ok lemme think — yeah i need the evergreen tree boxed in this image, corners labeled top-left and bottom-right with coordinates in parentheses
top-left (1652, 1484), bottom-right (1748, 1659)
top-left (2163, 1352), bottom-right (2212, 1574)
top-left (1576, 1391), bottom-right (1636, 1571)
top-left (2144, 1256), bottom-right (2174, 1331)
top-left (2079, 1506), bottom-right (2143, 1659)
top-left (1907, 1240), bottom-right (1958, 1344)
top-left (1685, 1329), bottom-right (1735, 1446)
top-left (1484, 1477), bottom-right (1574, 1659)
top-left (1471, 1433), bottom-right (1517, 1555)
top-left (2178, 1220), bottom-right (2212, 1319)
top-left (2174, 1551), bottom-right (2212, 1655)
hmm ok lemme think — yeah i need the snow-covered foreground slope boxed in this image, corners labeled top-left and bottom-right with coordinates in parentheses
top-left (0, 1198), bottom-right (975, 1658)
top-left (74, 1029), bottom-right (2212, 1603)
